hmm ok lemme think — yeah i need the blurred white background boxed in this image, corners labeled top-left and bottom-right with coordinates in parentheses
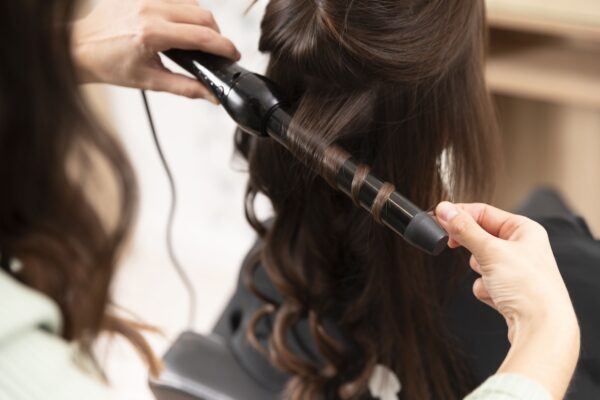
top-left (89, 1), bottom-right (270, 398)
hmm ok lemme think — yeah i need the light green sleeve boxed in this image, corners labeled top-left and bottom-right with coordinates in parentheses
top-left (0, 270), bottom-right (112, 400)
top-left (465, 374), bottom-right (552, 400)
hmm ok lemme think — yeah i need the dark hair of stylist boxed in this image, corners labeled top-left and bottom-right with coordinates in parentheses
top-left (0, 0), bottom-right (238, 398)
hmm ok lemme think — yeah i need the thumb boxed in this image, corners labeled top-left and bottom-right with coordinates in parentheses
top-left (436, 201), bottom-right (496, 257)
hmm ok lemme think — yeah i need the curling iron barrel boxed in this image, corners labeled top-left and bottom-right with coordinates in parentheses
top-left (163, 49), bottom-right (449, 256)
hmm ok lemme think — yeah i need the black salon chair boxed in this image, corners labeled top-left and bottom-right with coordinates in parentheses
top-left (149, 332), bottom-right (277, 400)
top-left (150, 188), bottom-right (600, 400)
top-left (150, 241), bottom-right (292, 400)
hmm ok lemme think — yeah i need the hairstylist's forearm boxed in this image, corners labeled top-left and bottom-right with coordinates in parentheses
top-left (498, 304), bottom-right (579, 399)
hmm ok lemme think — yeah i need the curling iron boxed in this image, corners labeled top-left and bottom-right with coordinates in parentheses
top-left (163, 49), bottom-right (449, 256)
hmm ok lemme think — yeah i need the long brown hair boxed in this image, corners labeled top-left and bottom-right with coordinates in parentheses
top-left (0, 0), bottom-right (157, 375)
top-left (236, 0), bottom-right (497, 398)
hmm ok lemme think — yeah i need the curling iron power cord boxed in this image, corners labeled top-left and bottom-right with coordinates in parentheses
top-left (141, 90), bottom-right (197, 329)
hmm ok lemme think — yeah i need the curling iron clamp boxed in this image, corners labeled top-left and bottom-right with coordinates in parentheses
top-left (163, 49), bottom-right (449, 256)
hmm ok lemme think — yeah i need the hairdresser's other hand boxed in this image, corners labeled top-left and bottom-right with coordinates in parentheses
top-left (72, 0), bottom-right (240, 101)
top-left (436, 202), bottom-right (579, 399)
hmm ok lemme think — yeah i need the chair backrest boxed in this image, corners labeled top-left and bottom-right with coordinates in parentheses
top-left (149, 331), bottom-right (278, 400)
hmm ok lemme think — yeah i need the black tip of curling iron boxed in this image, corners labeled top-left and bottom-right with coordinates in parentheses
top-left (404, 212), bottom-right (449, 256)
top-left (163, 49), bottom-right (449, 256)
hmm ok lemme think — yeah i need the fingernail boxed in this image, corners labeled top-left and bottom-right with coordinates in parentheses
top-left (438, 202), bottom-right (459, 222)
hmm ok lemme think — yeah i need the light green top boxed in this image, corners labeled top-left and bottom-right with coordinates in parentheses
top-left (0, 269), bottom-right (110, 400)
top-left (466, 374), bottom-right (551, 400)
top-left (0, 269), bottom-right (551, 400)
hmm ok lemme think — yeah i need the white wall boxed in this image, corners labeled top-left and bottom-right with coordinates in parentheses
top-left (93, 1), bottom-right (270, 398)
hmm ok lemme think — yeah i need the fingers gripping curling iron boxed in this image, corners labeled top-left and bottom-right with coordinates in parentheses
top-left (164, 49), bottom-right (449, 256)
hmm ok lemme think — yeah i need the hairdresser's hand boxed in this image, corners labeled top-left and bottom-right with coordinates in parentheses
top-left (72, 0), bottom-right (240, 101)
top-left (436, 202), bottom-right (579, 399)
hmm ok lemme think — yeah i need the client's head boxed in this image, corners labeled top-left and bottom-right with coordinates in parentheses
top-left (235, 0), bottom-right (497, 398)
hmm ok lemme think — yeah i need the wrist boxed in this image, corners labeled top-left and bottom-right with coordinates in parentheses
top-left (500, 305), bottom-right (580, 399)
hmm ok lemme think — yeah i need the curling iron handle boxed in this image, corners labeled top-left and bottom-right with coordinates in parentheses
top-left (164, 48), bottom-right (247, 102)
top-left (164, 49), bottom-right (281, 138)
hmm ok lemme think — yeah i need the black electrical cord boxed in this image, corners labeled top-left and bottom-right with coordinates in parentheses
top-left (141, 90), bottom-right (197, 328)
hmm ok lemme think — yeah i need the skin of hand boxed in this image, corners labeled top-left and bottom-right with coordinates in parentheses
top-left (436, 202), bottom-right (580, 400)
top-left (71, 0), bottom-right (241, 102)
